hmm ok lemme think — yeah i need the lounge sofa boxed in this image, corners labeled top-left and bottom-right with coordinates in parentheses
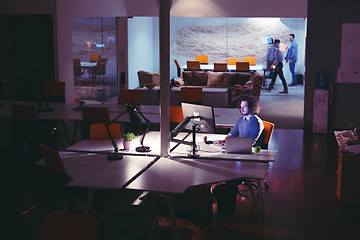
top-left (174, 71), bottom-right (264, 107)
top-left (174, 71), bottom-right (252, 88)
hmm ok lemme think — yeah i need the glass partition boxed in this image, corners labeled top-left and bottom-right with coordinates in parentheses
top-left (72, 17), bottom-right (117, 103)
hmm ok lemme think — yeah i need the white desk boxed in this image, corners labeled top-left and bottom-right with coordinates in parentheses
top-left (62, 131), bottom-right (276, 233)
top-left (66, 131), bottom-right (277, 163)
top-left (127, 157), bottom-right (268, 194)
top-left (181, 64), bottom-right (264, 72)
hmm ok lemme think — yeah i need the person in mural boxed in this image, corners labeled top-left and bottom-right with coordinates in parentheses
top-left (264, 39), bottom-right (288, 94)
top-left (285, 33), bottom-right (298, 86)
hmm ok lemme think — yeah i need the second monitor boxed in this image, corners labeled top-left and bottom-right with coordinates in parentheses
top-left (181, 102), bottom-right (215, 134)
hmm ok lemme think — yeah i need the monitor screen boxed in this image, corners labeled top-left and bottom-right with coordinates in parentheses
top-left (181, 102), bottom-right (215, 133)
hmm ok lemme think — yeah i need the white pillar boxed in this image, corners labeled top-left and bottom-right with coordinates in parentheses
top-left (159, 0), bottom-right (171, 157)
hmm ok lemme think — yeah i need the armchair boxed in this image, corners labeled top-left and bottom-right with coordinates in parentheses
top-left (137, 70), bottom-right (160, 88)
top-left (232, 72), bottom-right (264, 106)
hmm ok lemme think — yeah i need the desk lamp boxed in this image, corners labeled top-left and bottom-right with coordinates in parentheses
top-left (126, 104), bottom-right (151, 152)
top-left (171, 115), bottom-right (200, 158)
top-left (104, 110), bottom-right (128, 160)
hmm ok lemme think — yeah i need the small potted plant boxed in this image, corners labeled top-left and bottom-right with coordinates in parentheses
top-left (122, 132), bottom-right (135, 150)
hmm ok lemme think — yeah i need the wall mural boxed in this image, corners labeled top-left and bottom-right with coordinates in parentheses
top-left (171, 18), bottom-right (305, 71)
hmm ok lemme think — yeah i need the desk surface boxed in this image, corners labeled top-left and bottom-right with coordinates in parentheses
top-left (66, 131), bottom-right (277, 163)
top-left (127, 157), bottom-right (269, 194)
top-left (51, 151), bottom-right (268, 194)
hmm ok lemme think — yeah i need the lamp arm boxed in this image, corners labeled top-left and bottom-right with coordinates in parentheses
top-left (140, 120), bottom-right (151, 147)
top-left (131, 104), bottom-right (151, 147)
top-left (109, 110), bottom-right (128, 124)
top-left (105, 122), bottom-right (119, 153)
top-left (104, 110), bottom-right (128, 151)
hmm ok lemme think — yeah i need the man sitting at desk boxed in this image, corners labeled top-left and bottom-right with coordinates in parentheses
top-left (221, 96), bottom-right (264, 146)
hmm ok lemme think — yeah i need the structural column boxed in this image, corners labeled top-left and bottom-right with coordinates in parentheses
top-left (159, 0), bottom-right (171, 157)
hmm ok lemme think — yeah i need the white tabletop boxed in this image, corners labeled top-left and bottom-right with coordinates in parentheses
top-left (81, 62), bottom-right (97, 67)
top-left (49, 152), bottom-right (159, 189)
top-left (46, 151), bottom-right (268, 194)
top-left (127, 157), bottom-right (269, 194)
top-left (66, 131), bottom-right (277, 163)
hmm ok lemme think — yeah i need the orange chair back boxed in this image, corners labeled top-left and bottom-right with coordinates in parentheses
top-left (196, 55), bottom-right (208, 64)
top-left (236, 61), bottom-right (250, 71)
top-left (174, 58), bottom-right (180, 68)
top-left (214, 62), bottom-right (228, 72)
top-left (11, 104), bottom-right (38, 121)
top-left (89, 53), bottom-right (101, 63)
top-left (170, 105), bottom-right (183, 123)
top-left (179, 87), bottom-right (203, 104)
top-left (82, 106), bottom-right (110, 124)
top-left (262, 120), bottom-right (274, 147)
top-left (39, 144), bottom-right (66, 174)
top-left (89, 123), bottom-right (121, 140)
top-left (174, 59), bottom-right (181, 77)
top-left (227, 58), bottom-right (239, 65)
top-left (186, 60), bottom-right (201, 70)
top-left (117, 89), bottom-right (141, 105)
top-left (243, 57), bottom-right (256, 65)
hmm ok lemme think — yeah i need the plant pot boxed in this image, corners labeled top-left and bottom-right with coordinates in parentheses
top-left (123, 141), bottom-right (131, 150)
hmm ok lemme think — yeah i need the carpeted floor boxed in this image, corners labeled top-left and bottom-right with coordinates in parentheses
top-left (259, 79), bottom-right (304, 130)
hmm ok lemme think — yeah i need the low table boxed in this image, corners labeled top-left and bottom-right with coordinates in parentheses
top-left (138, 87), bottom-right (229, 107)
top-left (170, 87), bottom-right (228, 107)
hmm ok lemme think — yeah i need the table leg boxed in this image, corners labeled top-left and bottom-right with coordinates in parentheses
top-left (257, 179), bottom-right (265, 213)
top-left (165, 193), bottom-right (180, 240)
top-left (245, 180), bottom-right (258, 216)
top-left (83, 188), bottom-right (96, 215)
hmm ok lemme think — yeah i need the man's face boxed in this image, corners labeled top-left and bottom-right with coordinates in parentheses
top-left (240, 101), bottom-right (250, 116)
top-left (289, 35), bottom-right (294, 42)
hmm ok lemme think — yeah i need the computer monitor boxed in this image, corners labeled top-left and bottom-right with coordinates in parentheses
top-left (181, 102), bottom-right (215, 133)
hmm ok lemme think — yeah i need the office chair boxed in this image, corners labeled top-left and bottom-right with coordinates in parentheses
top-left (236, 61), bottom-right (250, 71)
top-left (82, 106), bottom-right (111, 140)
top-left (196, 55), bottom-right (209, 64)
top-left (260, 120), bottom-right (274, 150)
top-left (186, 60), bottom-right (201, 70)
top-left (227, 58), bottom-right (239, 65)
top-left (82, 106), bottom-right (110, 124)
top-left (89, 57), bottom-right (108, 80)
top-left (174, 58), bottom-right (181, 77)
top-left (179, 87), bottom-right (203, 104)
top-left (243, 56), bottom-right (256, 66)
top-left (89, 123), bottom-right (121, 140)
top-left (73, 58), bottom-right (84, 79)
top-left (170, 105), bottom-right (184, 130)
top-left (214, 62), bottom-right (228, 72)
top-left (117, 89), bottom-right (142, 105)
top-left (39, 144), bottom-right (75, 201)
top-left (11, 104), bottom-right (42, 155)
top-left (89, 53), bottom-right (101, 63)
top-left (38, 212), bottom-right (98, 240)
top-left (42, 81), bottom-right (66, 103)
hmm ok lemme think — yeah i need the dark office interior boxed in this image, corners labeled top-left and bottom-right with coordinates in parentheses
top-left (1, 0), bottom-right (360, 239)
